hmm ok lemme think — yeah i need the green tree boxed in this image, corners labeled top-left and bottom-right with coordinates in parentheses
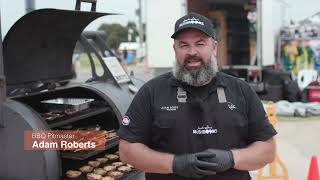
top-left (98, 21), bottom-right (139, 49)
top-left (126, 21), bottom-right (139, 41)
top-left (98, 23), bottom-right (127, 49)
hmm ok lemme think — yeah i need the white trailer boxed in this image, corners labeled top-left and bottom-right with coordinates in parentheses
top-left (145, 0), bottom-right (187, 74)
top-left (146, 0), bottom-right (285, 76)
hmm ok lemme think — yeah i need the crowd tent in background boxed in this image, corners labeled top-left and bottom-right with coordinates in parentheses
top-left (279, 11), bottom-right (320, 75)
top-left (278, 11), bottom-right (320, 104)
top-left (118, 42), bottom-right (145, 64)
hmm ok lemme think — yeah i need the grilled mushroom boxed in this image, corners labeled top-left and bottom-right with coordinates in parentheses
top-left (86, 173), bottom-right (102, 180)
top-left (88, 161), bottom-right (101, 168)
top-left (111, 162), bottom-right (124, 167)
top-left (101, 176), bottom-right (115, 180)
top-left (79, 165), bottom-right (93, 173)
top-left (103, 165), bottom-right (116, 172)
top-left (93, 168), bottom-right (107, 176)
top-left (96, 157), bottom-right (108, 164)
top-left (108, 171), bottom-right (123, 179)
top-left (66, 170), bottom-right (82, 178)
top-left (117, 166), bottom-right (132, 173)
top-left (126, 164), bottom-right (134, 169)
top-left (105, 154), bottom-right (119, 160)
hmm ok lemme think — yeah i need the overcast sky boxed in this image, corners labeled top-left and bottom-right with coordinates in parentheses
top-left (1, 0), bottom-right (320, 38)
top-left (283, 0), bottom-right (320, 22)
top-left (1, 0), bottom-right (141, 37)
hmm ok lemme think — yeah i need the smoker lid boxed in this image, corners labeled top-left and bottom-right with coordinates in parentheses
top-left (3, 8), bottom-right (111, 87)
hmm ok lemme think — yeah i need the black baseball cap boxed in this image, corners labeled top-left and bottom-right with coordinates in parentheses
top-left (171, 12), bottom-right (216, 39)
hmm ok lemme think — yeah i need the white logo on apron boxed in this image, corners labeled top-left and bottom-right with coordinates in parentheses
top-left (227, 102), bottom-right (237, 110)
top-left (192, 125), bottom-right (218, 135)
top-left (122, 116), bottom-right (130, 126)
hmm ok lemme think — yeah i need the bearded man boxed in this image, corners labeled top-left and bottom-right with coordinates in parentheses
top-left (117, 12), bottom-right (277, 180)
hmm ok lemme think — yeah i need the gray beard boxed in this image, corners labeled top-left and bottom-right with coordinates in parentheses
top-left (172, 55), bottom-right (219, 86)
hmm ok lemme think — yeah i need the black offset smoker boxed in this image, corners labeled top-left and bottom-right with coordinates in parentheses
top-left (0, 2), bottom-right (145, 180)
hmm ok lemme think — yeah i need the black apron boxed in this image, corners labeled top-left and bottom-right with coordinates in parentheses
top-left (148, 86), bottom-right (251, 180)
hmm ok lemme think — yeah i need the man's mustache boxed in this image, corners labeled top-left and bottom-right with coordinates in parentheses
top-left (184, 55), bottom-right (203, 64)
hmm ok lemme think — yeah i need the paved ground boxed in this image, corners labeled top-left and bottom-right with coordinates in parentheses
top-left (250, 118), bottom-right (320, 180)
top-left (277, 119), bottom-right (319, 179)
top-left (73, 64), bottom-right (320, 180)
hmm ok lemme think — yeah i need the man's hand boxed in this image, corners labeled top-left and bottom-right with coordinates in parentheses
top-left (172, 151), bottom-right (218, 178)
top-left (199, 149), bottom-right (235, 172)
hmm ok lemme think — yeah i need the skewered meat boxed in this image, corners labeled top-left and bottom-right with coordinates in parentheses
top-left (44, 113), bottom-right (65, 121)
top-left (64, 108), bottom-right (78, 116)
top-left (41, 110), bottom-right (66, 121)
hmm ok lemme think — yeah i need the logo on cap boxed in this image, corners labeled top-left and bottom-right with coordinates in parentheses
top-left (179, 17), bottom-right (204, 27)
top-left (122, 116), bottom-right (130, 126)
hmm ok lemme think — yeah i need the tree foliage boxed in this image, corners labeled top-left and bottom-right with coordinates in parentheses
top-left (98, 21), bottom-right (139, 49)
top-left (98, 23), bottom-right (127, 49)
top-left (127, 21), bottom-right (139, 39)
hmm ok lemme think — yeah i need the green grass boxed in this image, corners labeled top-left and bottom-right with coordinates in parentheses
top-left (79, 53), bottom-right (102, 69)
top-left (78, 53), bottom-right (140, 70)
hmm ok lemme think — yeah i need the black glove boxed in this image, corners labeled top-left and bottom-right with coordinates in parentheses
top-left (199, 149), bottom-right (235, 173)
top-left (172, 151), bottom-right (218, 178)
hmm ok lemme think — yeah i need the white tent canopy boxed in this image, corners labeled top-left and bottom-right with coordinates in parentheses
top-left (118, 42), bottom-right (145, 51)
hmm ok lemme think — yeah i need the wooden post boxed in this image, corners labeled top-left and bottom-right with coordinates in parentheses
top-left (208, 11), bottom-right (227, 66)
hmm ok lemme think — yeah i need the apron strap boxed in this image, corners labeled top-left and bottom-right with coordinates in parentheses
top-left (177, 87), bottom-right (187, 103)
top-left (217, 87), bottom-right (227, 103)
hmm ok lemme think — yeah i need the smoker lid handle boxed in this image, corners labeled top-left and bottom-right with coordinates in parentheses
top-left (75, 0), bottom-right (97, 12)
